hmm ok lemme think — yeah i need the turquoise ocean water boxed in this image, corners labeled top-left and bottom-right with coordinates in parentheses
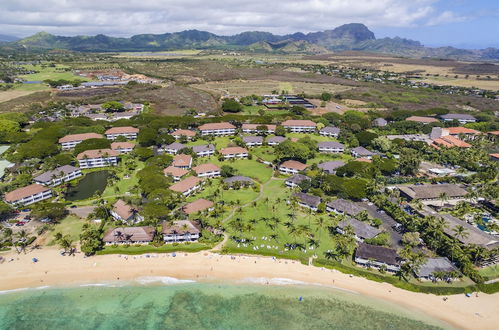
top-left (0, 281), bottom-right (451, 330)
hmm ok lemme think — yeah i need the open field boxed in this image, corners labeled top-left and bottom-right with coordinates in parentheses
top-left (192, 79), bottom-right (352, 97)
top-left (19, 64), bottom-right (90, 82)
top-left (43, 215), bottom-right (86, 246)
top-left (422, 77), bottom-right (499, 90)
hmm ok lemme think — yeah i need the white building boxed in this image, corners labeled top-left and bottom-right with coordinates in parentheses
top-left (279, 160), bottom-right (308, 175)
top-left (4, 184), bottom-right (52, 207)
top-left (58, 133), bottom-right (104, 150)
top-left (319, 126), bottom-right (340, 138)
top-left (105, 126), bottom-right (139, 140)
top-left (281, 120), bottom-right (317, 133)
top-left (194, 163), bottom-right (221, 178)
top-left (192, 144), bottom-right (215, 157)
top-left (241, 124), bottom-right (276, 134)
top-left (219, 147), bottom-right (249, 159)
top-left (33, 165), bottom-right (82, 186)
top-left (77, 149), bottom-right (119, 169)
top-left (162, 220), bottom-right (200, 243)
top-left (318, 141), bottom-right (345, 153)
top-left (198, 122), bottom-right (236, 136)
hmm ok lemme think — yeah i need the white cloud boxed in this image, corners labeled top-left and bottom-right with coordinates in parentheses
top-left (0, 0), bottom-right (470, 37)
top-left (425, 10), bottom-right (468, 26)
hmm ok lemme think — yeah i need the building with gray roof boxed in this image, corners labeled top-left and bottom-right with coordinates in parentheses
top-left (318, 141), bottom-right (345, 153)
top-left (440, 114), bottom-right (476, 124)
top-left (318, 161), bottom-right (345, 174)
top-left (223, 176), bottom-right (254, 186)
top-left (267, 136), bottom-right (286, 146)
top-left (355, 243), bottom-right (401, 273)
top-left (293, 192), bottom-right (321, 211)
top-left (33, 165), bottom-right (82, 187)
top-left (327, 199), bottom-right (366, 216)
top-left (242, 135), bottom-right (264, 147)
top-left (337, 218), bottom-right (381, 242)
top-left (192, 144), bottom-right (215, 157)
top-left (163, 142), bottom-right (186, 155)
top-left (319, 126), bottom-right (340, 137)
top-left (416, 257), bottom-right (459, 280)
top-left (285, 174), bottom-right (311, 188)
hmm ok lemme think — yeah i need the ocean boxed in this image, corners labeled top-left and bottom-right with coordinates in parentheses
top-left (0, 279), bottom-right (451, 330)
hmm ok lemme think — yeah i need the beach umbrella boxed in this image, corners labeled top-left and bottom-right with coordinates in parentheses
top-left (32, 258), bottom-right (38, 263)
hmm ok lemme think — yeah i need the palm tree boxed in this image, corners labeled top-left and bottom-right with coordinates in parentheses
top-left (438, 192), bottom-right (448, 207)
top-left (15, 230), bottom-right (29, 254)
top-left (453, 225), bottom-right (469, 241)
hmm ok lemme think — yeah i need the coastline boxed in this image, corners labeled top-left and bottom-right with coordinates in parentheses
top-left (1, 248), bottom-right (497, 329)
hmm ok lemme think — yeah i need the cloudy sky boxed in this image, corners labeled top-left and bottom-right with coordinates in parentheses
top-left (1, 0), bottom-right (498, 48)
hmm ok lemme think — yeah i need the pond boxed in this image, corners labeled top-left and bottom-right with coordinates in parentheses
top-left (65, 170), bottom-right (110, 201)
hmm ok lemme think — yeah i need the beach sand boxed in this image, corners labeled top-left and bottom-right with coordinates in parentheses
top-left (0, 248), bottom-right (497, 329)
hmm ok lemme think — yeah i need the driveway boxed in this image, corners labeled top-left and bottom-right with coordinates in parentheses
top-left (70, 206), bottom-right (96, 219)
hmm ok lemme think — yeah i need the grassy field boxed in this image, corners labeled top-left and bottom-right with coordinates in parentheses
top-left (479, 264), bottom-right (499, 280)
top-left (19, 64), bottom-right (90, 82)
top-left (45, 215), bottom-right (86, 246)
top-left (193, 79), bottom-right (352, 97)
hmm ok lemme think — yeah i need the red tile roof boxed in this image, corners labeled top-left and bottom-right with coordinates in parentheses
top-left (219, 147), bottom-right (248, 155)
top-left (4, 184), bottom-right (50, 202)
top-left (183, 199), bottom-right (214, 214)
top-left (164, 166), bottom-right (189, 178)
top-left (170, 176), bottom-right (202, 193)
top-left (111, 142), bottom-right (135, 150)
top-left (405, 116), bottom-right (439, 123)
top-left (432, 136), bottom-right (471, 148)
top-left (105, 126), bottom-right (139, 134)
top-left (280, 160), bottom-right (308, 170)
top-left (76, 148), bottom-right (120, 160)
top-left (446, 127), bottom-right (480, 135)
top-left (281, 120), bottom-right (317, 126)
top-left (172, 129), bottom-right (196, 137)
top-left (59, 133), bottom-right (103, 143)
top-left (193, 163), bottom-right (220, 174)
top-left (172, 154), bottom-right (192, 167)
top-left (198, 122), bottom-right (235, 130)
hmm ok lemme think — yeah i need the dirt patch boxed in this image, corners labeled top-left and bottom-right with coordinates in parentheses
top-left (57, 88), bottom-right (122, 98)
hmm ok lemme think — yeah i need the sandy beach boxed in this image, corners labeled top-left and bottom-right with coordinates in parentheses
top-left (0, 248), bottom-right (497, 329)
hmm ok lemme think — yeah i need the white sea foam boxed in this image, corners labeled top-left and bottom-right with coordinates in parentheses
top-left (135, 276), bottom-right (195, 285)
top-left (79, 283), bottom-right (111, 287)
top-left (241, 277), bottom-right (309, 286)
top-left (0, 285), bottom-right (50, 295)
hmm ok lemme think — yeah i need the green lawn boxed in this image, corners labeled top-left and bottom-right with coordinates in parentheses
top-left (97, 242), bottom-right (213, 255)
top-left (479, 264), bottom-right (499, 280)
top-left (211, 158), bottom-right (273, 183)
top-left (46, 215), bottom-right (86, 246)
top-left (19, 64), bottom-right (91, 82)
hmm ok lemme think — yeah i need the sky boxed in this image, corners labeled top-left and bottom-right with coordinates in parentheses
top-left (0, 0), bottom-right (498, 49)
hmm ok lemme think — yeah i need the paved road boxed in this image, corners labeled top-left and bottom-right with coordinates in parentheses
top-left (69, 206), bottom-right (96, 218)
top-left (357, 202), bottom-right (404, 249)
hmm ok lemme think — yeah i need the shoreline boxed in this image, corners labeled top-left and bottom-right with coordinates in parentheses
top-left (1, 248), bottom-right (498, 329)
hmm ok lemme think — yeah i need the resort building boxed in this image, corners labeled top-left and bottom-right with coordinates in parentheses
top-left (163, 142), bottom-right (186, 155)
top-left (59, 133), bottom-right (104, 150)
top-left (293, 192), bottom-right (321, 211)
top-left (77, 149), bottom-right (119, 169)
top-left (193, 163), bottom-right (221, 178)
top-left (336, 218), bottom-right (381, 242)
top-left (372, 118), bottom-right (388, 127)
top-left (440, 114), bottom-right (476, 124)
top-left (354, 243), bottom-right (401, 273)
top-left (439, 214), bottom-right (499, 250)
top-left (192, 144), bottom-right (215, 157)
top-left (105, 126), bottom-right (139, 140)
top-left (318, 141), bottom-right (345, 153)
top-left (416, 257), bottom-right (458, 281)
top-left (281, 120), bottom-right (317, 133)
top-left (4, 184), bottom-right (52, 207)
top-left (285, 174), bottom-right (311, 188)
top-left (219, 147), bottom-right (249, 159)
top-left (198, 122), bottom-right (236, 136)
top-left (279, 160), bottom-right (308, 175)
top-left (182, 199), bottom-right (214, 215)
top-left (111, 199), bottom-right (144, 224)
top-left (111, 142), bottom-right (135, 154)
top-left (172, 154), bottom-right (192, 169)
top-left (430, 127), bottom-right (481, 141)
top-left (326, 199), bottom-right (366, 217)
top-left (162, 220), bottom-right (200, 243)
top-left (103, 227), bottom-right (155, 245)
top-left (405, 116), bottom-right (439, 124)
top-left (397, 184), bottom-right (468, 202)
top-left (431, 135), bottom-right (471, 149)
top-left (33, 165), bottom-right (82, 186)
top-left (242, 135), bottom-right (264, 147)
top-left (266, 136), bottom-right (286, 146)
top-left (318, 161), bottom-right (345, 174)
top-left (169, 176), bottom-right (203, 196)
top-left (223, 176), bottom-right (254, 187)
top-left (163, 166), bottom-right (189, 181)
top-left (172, 129), bottom-right (196, 140)
top-left (319, 126), bottom-right (340, 138)
top-left (241, 124), bottom-right (276, 134)
top-left (351, 146), bottom-right (376, 159)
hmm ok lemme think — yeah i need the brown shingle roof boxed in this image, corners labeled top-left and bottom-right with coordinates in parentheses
top-left (105, 126), bottom-right (139, 134)
top-left (183, 199), bottom-right (214, 214)
top-left (58, 133), bottom-right (103, 143)
top-left (103, 226), bottom-right (155, 243)
top-left (398, 184), bottom-right (468, 200)
top-left (4, 184), bottom-right (50, 202)
top-left (198, 122), bottom-right (235, 130)
top-left (163, 166), bottom-right (189, 178)
top-left (112, 199), bottom-right (134, 220)
top-left (280, 160), bottom-right (308, 170)
top-left (169, 176), bottom-right (202, 193)
top-left (219, 147), bottom-right (248, 155)
top-left (355, 243), bottom-right (401, 266)
top-left (76, 148), bottom-right (119, 160)
top-left (281, 119), bottom-right (317, 126)
top-left (172, 154), bottom-right (192, 167)
top-left (193, 163), bottom-right (220, 174)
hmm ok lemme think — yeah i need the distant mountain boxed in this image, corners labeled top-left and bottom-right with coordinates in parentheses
top-left (0, 34), bottom-right (19, 42)
top-left (5, 24), bottom-right (499, 60)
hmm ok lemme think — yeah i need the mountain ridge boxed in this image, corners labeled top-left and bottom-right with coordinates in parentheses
top-left (5, 23), bottom-right (498, 61)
